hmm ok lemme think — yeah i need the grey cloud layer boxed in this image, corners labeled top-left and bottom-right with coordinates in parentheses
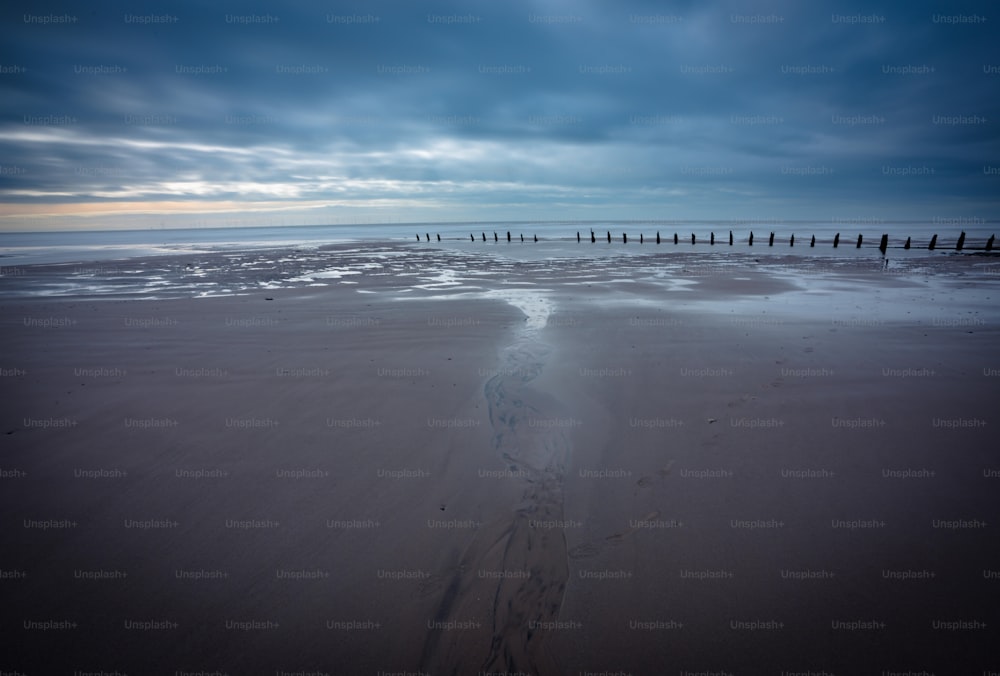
top-left (1, 0), bottom-right (998, 221)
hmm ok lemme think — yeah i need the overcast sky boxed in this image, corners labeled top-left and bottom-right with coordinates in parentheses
top-left (1, 0), bottom-right (998, 230)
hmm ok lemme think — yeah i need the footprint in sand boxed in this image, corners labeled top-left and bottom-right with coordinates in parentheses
top-left (414, 569), bottom-right (452, 599)
top-left (631, 461), bottom-right (674, 496)
top-left (567, 510), bottom-right (661, 560)
top-left (727, 393), bottom-right (757, 408)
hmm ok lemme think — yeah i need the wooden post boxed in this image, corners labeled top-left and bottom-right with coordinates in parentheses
top-left (904, 236), bottom-right (910, 250)
top-left (674, 233), bottom-right (678, 245)
top-left (534, 235), bottom-right (537, 242)
top-left (833, 233), bottom-right (840, 248)
top-left (471, 234), bottom-right (474, 242)
top-left (856, 234), bottom-right (862, 248)
top-left (987, 234), bottom-right (995, 251)
top-left (482, 232), bottom-right (486, 242)
top-left (656, 231), bottom-right (661, 244)
top-left (521, 234), bottom-right (524, 242)
top-left (768, 232), bottom-right (774, 247)
top-left (928, 234), bottom-right (937, 250)
top-left (437, 234), bottom-right (441, 242)
top-left (426, 233), bottom-right (430, 242)
top-left (749, 231), bottom-right (754, 246)
top-left (956, 231), bottom-right (965, 251)
top-left (710, 232), bottom-right (715, 245)
top-left (591, 230), bottom-right (596, 243)
top-left (729, 230), bottom-right (733, 246)
top-left (691, 233), bottom-right (695, 245)
top-left (494, 232), bottom-right (498, 242)
top-left (416, 234), bottom-right (420, 241)
top-left (790, 234), bottom-right (795, 247)
top-left (810, 235), bottom-right (815, 247)
top-left (879, 234), bottom-right (888, 255)
top-left (607, 231), bottom-right (611, 243)
top-left (508, 231), bottom-right (511, 242)
top-left (640, 233), bottom-right (644, 244)
top-left (623, 232), bottom-right (628, 244)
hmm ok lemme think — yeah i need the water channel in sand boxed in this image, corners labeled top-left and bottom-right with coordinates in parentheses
top-left (418, 289), bottom-right (575, 675)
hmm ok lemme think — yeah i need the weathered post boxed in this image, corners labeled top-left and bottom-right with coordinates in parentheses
top-left (749, 231), bottom-right (754, 246)
top-left (904, 236), bottom-right (910, 250)
top-left (856, 234), bottom-right (863, 248)
top-left (987, 234), bottom-right (995, 251)
top-left (879, 234), bottom-right (888, 255)
top-left (768, 232), bottom-right (774, 247)
top-left (810, 235), bottom-right (815, 247)
top-left (928, 234), bottom-right (937, 250)
top-left (833, 233), bottom-right (840, 248)
top-left (956, 231), bottom-right (966, 251)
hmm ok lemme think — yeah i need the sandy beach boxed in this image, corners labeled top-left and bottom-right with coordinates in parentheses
top-left (2, 243), bottom-right (998, 674)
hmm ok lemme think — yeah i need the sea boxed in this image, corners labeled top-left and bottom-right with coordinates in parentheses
top-left (0, 220), bottom-right (996, 300)
top-left (1, 220), bottom-right (994, 266)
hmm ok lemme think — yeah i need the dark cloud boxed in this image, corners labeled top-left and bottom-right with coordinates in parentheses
top-left (1, 0), bottom-right (997, 227)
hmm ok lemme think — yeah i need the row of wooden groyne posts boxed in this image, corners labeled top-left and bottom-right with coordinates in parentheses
top-left (416, 229), bottom-right (996, 252)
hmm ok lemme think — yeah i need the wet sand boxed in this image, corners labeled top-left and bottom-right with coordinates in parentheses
top-left (1, 244), bottom-right (998, 674)
top-left (547, 300), bottom-right (998, 673)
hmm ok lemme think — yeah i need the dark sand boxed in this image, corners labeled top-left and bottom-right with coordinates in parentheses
top-left (1, 245), bottom-right (998, 674)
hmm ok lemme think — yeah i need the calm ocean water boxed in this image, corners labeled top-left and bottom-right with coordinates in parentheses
top-left (0, 220), bottom-right (995, 267)
top-left (1, 220), bottom-right (998, 301)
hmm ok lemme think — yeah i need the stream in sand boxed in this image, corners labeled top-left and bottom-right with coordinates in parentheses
top-left (419, 289), bottom-right (574, 675)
